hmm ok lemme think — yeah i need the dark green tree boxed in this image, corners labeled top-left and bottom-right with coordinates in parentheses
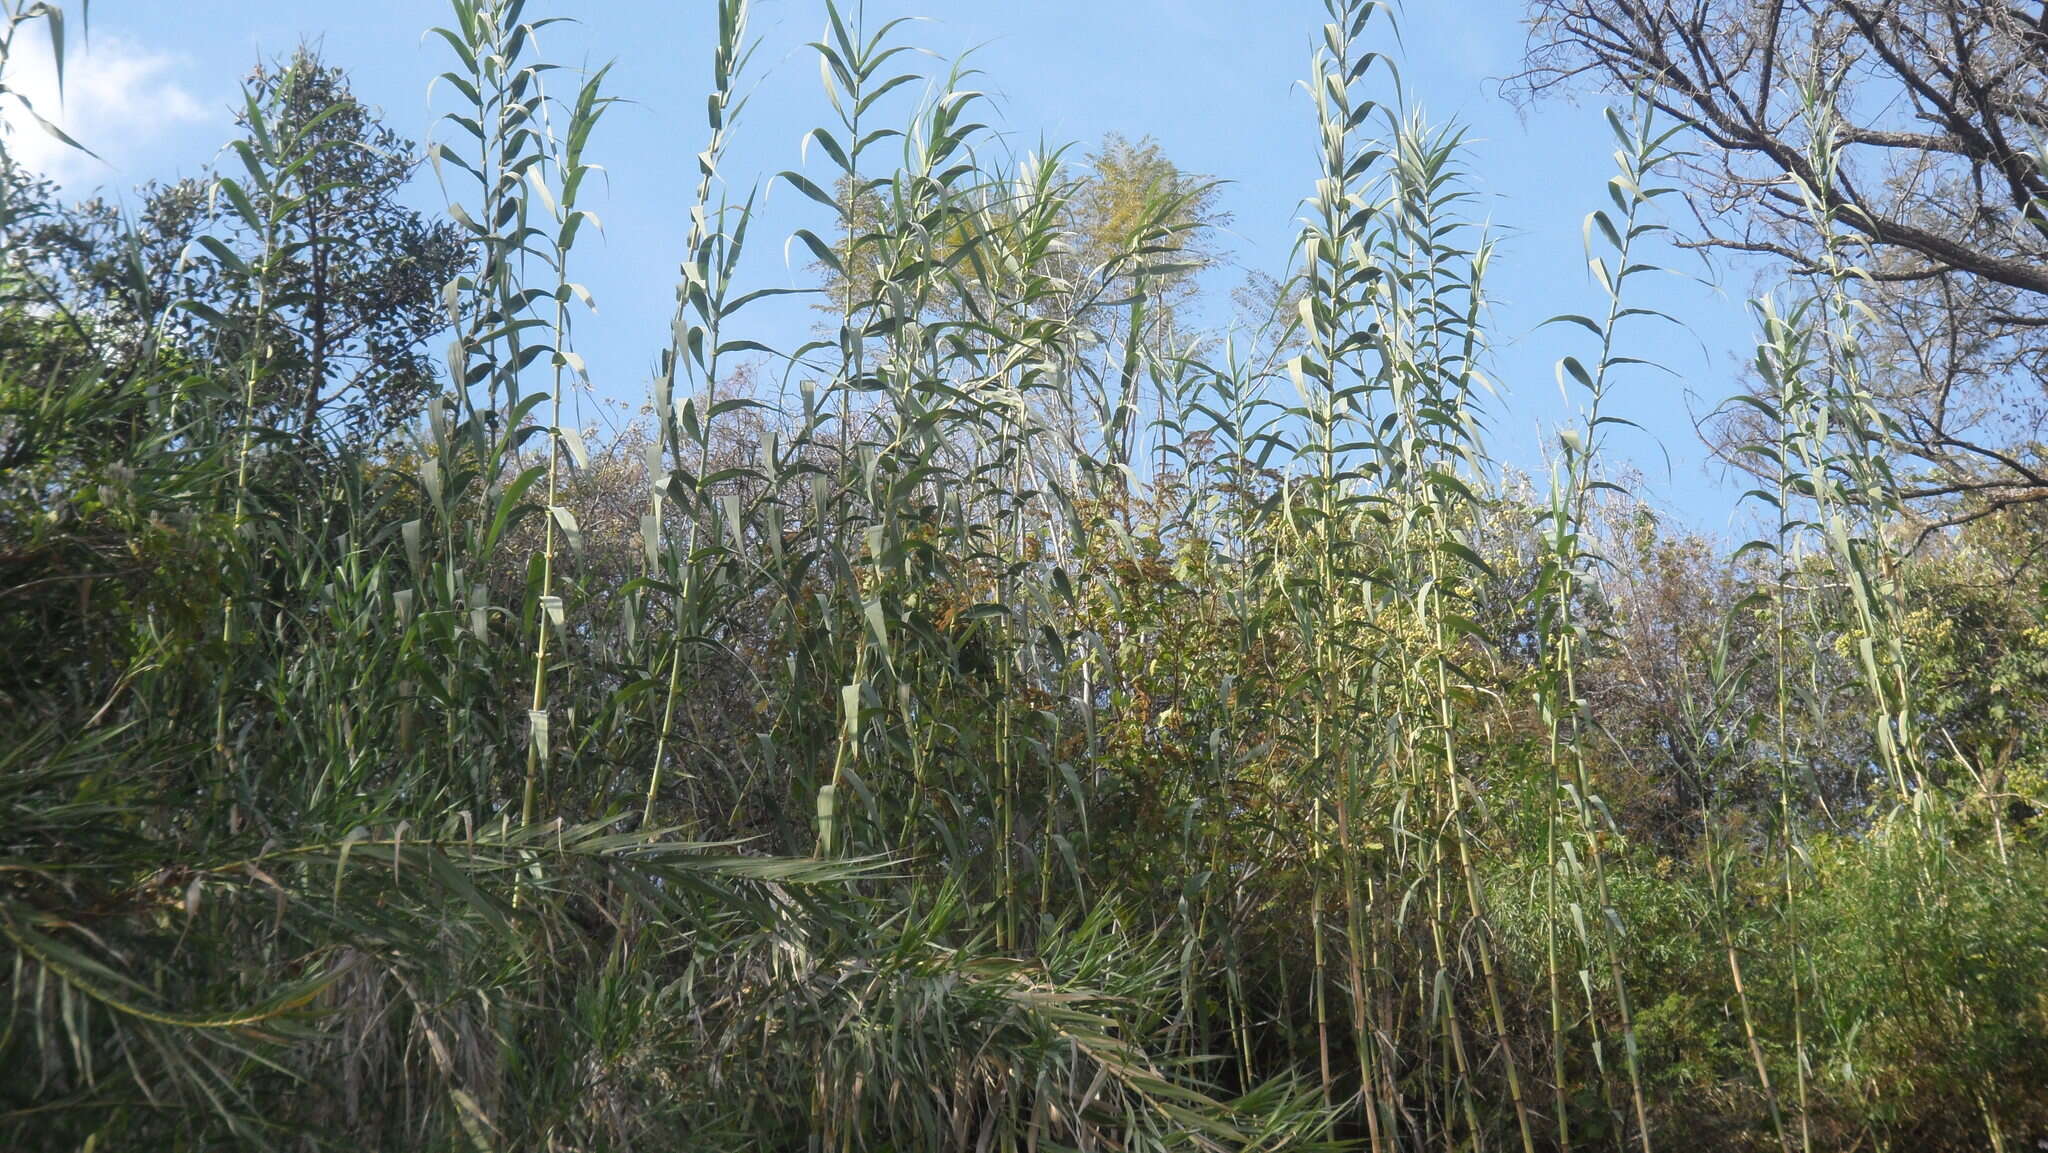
top-left (6, 49), bottom-right (467, 453)
top-left (201, 47), bottom-right (468, 451)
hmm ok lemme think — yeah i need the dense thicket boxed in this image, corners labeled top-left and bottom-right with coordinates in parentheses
top-left (3, 1), bottom-right (2045, 1150)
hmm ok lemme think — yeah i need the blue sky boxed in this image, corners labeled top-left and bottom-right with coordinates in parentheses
top-left (5, 0), bottom-right (1769, 533)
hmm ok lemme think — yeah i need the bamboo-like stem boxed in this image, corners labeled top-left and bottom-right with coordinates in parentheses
top-left (1763, 299), bottom-right (1816, 1153)
top-left (518, 287), bottom-right (564, 831)
top-left (645, 0), bottom-right (752, 831)
top-left (1538, 104), bottom-right (1678, 1153)
top-left (519, 52), bottom-right (605, 833)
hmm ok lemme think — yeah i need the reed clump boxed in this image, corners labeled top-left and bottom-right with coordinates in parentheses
top-left (3, 1), bottom-right (2046, 1150)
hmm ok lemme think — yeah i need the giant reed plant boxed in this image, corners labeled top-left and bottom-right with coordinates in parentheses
top-left (6, 1), bottom-right (2048, 1149)
top-left (1531, 104), bottom-right (1678, 1153)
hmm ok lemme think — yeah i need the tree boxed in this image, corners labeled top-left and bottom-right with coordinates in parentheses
top-left (5, 49), bottom-right (468, 454)
top-left (1069, 133), bottom-right (1226, 311)
top-left (1519, 0), bottom-right (2048, 535)
top-left (804, 130), bottom-right (1227, 482)
top-left (188, 49), bottom-right (467, 452)
top-left (811, 133), bottom-right (1225, 322)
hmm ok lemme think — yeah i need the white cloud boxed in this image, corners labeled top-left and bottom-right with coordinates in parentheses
top-left (1, 32), bottom-right (209, 188)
